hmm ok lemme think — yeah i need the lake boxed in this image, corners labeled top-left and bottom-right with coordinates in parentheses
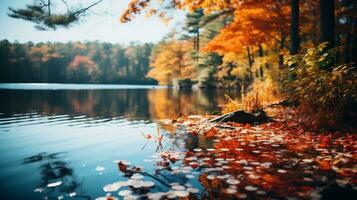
top-left (0, 83), bottom-right (239, 199)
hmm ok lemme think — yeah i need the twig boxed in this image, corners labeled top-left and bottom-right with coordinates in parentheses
top-left (140, 172), bottom-right (171, 188)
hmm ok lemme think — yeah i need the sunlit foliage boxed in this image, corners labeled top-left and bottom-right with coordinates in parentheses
top-left (147, 35), bottom-right (196, 85)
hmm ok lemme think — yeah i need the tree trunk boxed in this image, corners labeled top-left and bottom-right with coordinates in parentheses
top-left (196, 29), bottom-right (200, 51)
top-left (320, 0), bottom-right (335, 49)
top-left (351, 18), bottom-right (357, 63)
top-left (290, 0), bottom-right (300, 55)
top-left (247, 46), bottom-right (253, 79)
top-left (258, 45), bottom-right (264, 80)
top-left (279, 34), bottom-right (286, 68)
top-left (344, 33), bottom-right (350, 64)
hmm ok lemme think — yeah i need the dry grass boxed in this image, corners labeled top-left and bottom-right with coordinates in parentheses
top-left (223, 79), bottom-right (283, 113)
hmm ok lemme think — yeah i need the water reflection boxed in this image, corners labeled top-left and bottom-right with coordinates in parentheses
top-left (0, 88), bottom-right (239, 122)
top-left (23, 152), bottom-right (89, 199)
top-left (0, 87), bottom-right (240, 199)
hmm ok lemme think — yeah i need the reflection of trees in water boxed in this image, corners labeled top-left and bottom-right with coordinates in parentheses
top-left (147, 89), bottom-right (240, 119)
top-left (23, 152), bottom-right (89, 199)
top-left (0, 89), bottom-right (240, 121)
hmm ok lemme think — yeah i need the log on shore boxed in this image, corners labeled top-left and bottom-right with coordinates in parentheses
top-left (210, 109), bottom-right (271, 124)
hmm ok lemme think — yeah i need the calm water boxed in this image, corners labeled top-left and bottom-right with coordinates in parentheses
top-left (0, 84), bottom-right (239, 199)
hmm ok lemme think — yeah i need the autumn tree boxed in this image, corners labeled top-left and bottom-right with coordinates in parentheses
top-left (183, 9), bottom-right (204, 58)
top-left (147, 34), bottom-right (195, 85)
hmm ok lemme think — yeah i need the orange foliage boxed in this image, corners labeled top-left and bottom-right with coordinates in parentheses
top-left (122, 0), bottom-right (291, 54)
top-left (29, 45), bottom-right (61, 62)
top-left (205, 2), bottom-right (290, 54)
top-left (120, 0), bottom-right (151, 23)
top-left (68, 55), bottom-right (97, 72)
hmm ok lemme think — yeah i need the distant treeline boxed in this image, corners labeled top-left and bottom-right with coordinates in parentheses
top-left (0, 40), bottom-right (157, 84)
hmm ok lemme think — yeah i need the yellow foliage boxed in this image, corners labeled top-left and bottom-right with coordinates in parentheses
top-left (147, 38), bottom-right (196, 85)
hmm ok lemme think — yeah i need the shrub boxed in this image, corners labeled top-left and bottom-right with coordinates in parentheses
top-left (284, 43), bottom-right (357, 129)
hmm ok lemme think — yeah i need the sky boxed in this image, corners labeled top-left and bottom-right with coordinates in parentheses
top-left (0, 0), bottom-right (185, 44)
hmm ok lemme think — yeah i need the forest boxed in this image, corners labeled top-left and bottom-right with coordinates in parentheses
top-left (0, 40), bottom-right (155, 84)
top-left (4, 0), bottom-right (357, 129)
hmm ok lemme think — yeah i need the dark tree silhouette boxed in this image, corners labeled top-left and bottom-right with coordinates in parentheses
top-left (8, 0), bottom-right (103, 30)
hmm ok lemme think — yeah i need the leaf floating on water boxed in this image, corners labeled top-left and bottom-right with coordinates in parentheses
top-left (185, 174), bottom-right (195, 179)
top-left (166, 191), bottom-right (177, 199)
top-left (127, 179), bottom-right (141, 187)
top-left (124, 194), bottom-right (140, 200)
top-left (236, 159), bottom-right (248, 164)
top-left (245, 185), bottom-right (258, 191)
top-left (147, 192), bottom-right (166, 200)
top-left (257, 190), bottom-right (266, 195)
top-left (193, 148), bottom-right (202, 152)
top-left (186, 156), bottom-right (198, 161)
top-left (171, 185), bottom-right (185, 191)
top-left (118, 190), bottom-right (133, 197)
top-left (225, 188), bottom-right (237, 194)
top-left (95, 166), bottom-right (106, 172)
top-left (243, 166), bottom-right (253, 170)
top-left (47, 181), bottom-right (63, 188)
top-left (103, 184), bottom-right (118, 192)
top-left (302, 159), bottom-right (314, 163)
top-left (174, 191), bottom-right (189, 198)
top-left (186, 187), bottom-right (199, 193)
top-left (118, 162), bottom-right (128, 173)
top-left (217, 174), bottom-right (229, 179)
top-left (34, 187), bottom-right (45, 193)
top-left (227, 179), bottom-right (240, 185)
top-left (68, 192), bottom-right (77, 197)
top-left (103, 181), bottom-right (127, 192)
top-left (131, 173), bottom-right (144, 180)
top-left (277, 169), bottom-right (287, 173)
top-left (250, 162), bottom-right (260, 166)
top-left (189, 161), bottom-right (199, 168)
top-left (248, 174), bottom-right (260, 179)
top-left (95, 197), bottom-right (118, 200)
top-left (141, 181), bottom-right (155, 188)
